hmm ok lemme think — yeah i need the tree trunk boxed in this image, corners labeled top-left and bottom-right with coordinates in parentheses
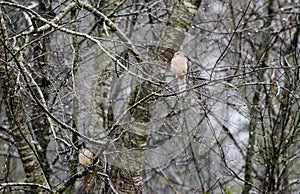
top-left (158, 0), bottom-right (202, 59)
top-left (113, 0), bottom-right (203, 192)
top-left (0, 8), bottom-right (50, 193)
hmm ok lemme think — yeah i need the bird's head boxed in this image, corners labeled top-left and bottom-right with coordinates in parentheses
top-left (174, 51), bottom-right (184, 57)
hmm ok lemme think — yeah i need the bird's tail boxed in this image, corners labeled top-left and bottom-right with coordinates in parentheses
top-left (178, 76), bottom-right (186, 96)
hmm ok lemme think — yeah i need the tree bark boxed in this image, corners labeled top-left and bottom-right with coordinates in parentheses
top-left (117, 0), bottom-right (202, 192)
top-left (158, 0), bottom-right (202, 59)
top-left (0, 7), bottom-right (50, 193)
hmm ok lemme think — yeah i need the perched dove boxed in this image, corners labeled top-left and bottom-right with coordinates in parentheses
top-left (171, 51), bottom-right (187, 95)
top-left (79, 148), bottom-right (94, 167)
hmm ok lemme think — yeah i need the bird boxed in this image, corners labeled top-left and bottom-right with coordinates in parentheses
top-left (270, 72), bottom-right (276, 90)
top-left (78, 147), bottom-right (94, 167)
top-left (171, 51), bottom-right (187, 95)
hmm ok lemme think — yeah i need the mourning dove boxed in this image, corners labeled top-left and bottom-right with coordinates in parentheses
top-left (79, 148), bottom-right (94, 167)
top-left (171, 51), bottom-right (187, 95)
top-left (270, 72), bottom-right (276, 90)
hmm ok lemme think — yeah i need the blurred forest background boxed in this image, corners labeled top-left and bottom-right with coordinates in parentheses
top-left (0, 0), bottom-right (299, 193)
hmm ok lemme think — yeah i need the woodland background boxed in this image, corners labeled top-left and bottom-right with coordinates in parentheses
top-left (0, 0), bottom-right (300, 193)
